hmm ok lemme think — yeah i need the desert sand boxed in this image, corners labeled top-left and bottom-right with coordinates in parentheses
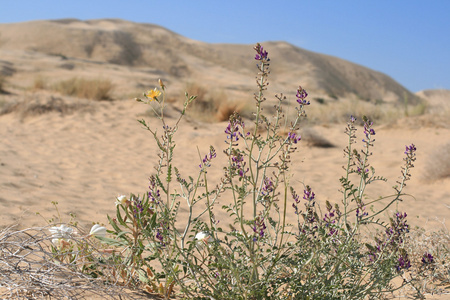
top-left (0, 88), bottom-right (449, 233)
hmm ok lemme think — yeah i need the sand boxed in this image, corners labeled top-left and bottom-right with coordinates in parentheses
top-left (1, 92), bottom-right (449, 233)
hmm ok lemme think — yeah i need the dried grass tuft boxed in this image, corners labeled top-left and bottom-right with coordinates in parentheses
top-left (0, 225), bottom-right (146, 299)
top-left (0, 95), bottom-right (93, 119)
top-left (184, 83), bottom-right (245, 122)
top-left (402, 224), bottom-right (450, 296)
top-left (301, 127), bottom-right (335, 148)
top-left (32, 75), bottom-right (47, 91)
top-left (0, 75), bottom-right (6, 94)
top-left (53, 77), bottom-right (114, 101)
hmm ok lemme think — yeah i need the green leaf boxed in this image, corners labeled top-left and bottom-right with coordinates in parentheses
top-left (96, 236), bottom-right (128, 247)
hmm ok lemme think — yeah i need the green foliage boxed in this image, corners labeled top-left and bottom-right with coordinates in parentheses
top-left (71, 43), bottom-right (447, 299)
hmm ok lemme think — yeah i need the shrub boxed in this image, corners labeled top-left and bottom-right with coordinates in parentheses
top-left (13, 43), bottom-right (448, 299)
top-left (53, 77), bottom-right (113, 100)
top-left (0, 75), bottom-right (6, 93)
top-left (32, 75), bottom-right (47, 90)
top-left (184, 82), bottom-right (244, 122)
top-left (99, 44), bottom-right (425, 299)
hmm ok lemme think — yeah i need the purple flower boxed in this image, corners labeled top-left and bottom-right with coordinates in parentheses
top-left (361, 116), bottom-right (376, 149)
top-left (261, 176), bottom-right (274, 196)
top-left (303, 186), bottom-right (315, 202)
top-left (421, 252), bottom-right (434, 264)
top-left (252, 216), bottom-right (266, 241)
top-left (296, 86), bottom-right (309, 105)
top-left (356, 200), bottom-right (369, 220)
top-left (155, 229), bottom-right (165, 246)
top-left (131, 195), bottom-right (144, 217)
top-left (404, 144), bottom-right (417, 155)
top-left (148, 175), bottom-right (161, 203)
top-left (291, 187), bottom-right (300, 214)
top-left (200, 146), bottom-right (217, 168)
top-left (225, 116), bottom-right (245, 143)
top-left (386, 212), bottom-right (409, 246)
top-left (288, 132), bottom-right (301, 144)
top-left (230, 150), bottom-right (248, 178)
top-left (397, 251), bottom-right (411, 271)
top-left (362, 116), bottom-right (375, 142)
top-left (254, 43), bottom-right (269, 61)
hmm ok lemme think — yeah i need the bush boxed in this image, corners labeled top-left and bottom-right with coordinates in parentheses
top-left (0, 75), bottom-right (6, 93)
top-left (184, 82), bottom-right (245, 122)
top-left (53, 77), bottom-right (113, 100)
top-left (11, 43), bottom-right (448, 299)
top-left (32, 75), bottom-right (47, 90)
top-left (100, 44), bottom-right (426, 299)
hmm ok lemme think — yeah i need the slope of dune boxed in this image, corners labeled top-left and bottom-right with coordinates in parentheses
top-left (0, 18), bottom-right (422, 104)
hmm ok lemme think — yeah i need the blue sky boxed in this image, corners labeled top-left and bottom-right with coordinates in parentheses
top-left (1, 1), bottom-right (449, 92)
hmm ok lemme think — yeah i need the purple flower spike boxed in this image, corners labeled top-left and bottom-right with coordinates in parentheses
top-left (254, 43), bottom-right (269, 61)
top-left (200, 146), bottom-right (217, 168)
top-left (252, 216), bottom-right (266, 241)
top-left (404, 144), bottom-right (417, 155)
top-left (288, 132), bottom-right (302, 144)
top-left (296, 86), bottom-right (309, 105)
top-left (396, 252), bottom-right (411, 271)
top-left (261, 177), bottom-right (274, 196)
top-left (303, 186), bottom-right (315, 201)
top-left (422, 252), bottom-right (434, 264)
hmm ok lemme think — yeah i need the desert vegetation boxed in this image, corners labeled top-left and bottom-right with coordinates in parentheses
top-left (0, 75), bottom-right (6, 94)
top-left (52, 77), bottom-right (114, 100)
top-left (1, 43), bottom-right (448, 300)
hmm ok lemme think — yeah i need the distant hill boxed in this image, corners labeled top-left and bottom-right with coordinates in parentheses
top-left (416, 89), bottom-right (450, 114)
top-left (0, 18), bottom-right (422, 104)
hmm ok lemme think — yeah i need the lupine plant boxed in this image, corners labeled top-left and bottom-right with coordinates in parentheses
top-left (100, 43), bottom-right (422, 299)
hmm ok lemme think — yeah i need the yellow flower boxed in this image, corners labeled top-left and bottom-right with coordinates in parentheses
top-left (146, 88), bottom-right (161, 100)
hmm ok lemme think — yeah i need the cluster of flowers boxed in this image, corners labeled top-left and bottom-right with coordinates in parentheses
top-left (49, 223), bottom-right (106, 249)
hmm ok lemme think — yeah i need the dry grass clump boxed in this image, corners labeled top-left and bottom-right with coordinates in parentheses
top-left (423, 142), bottom-right (450, 181)
top-left (301, 127), bottom-right (335, 148)
top-left (53, 77), bottom-right (114, 100)
top-left (184, 83), bottom-right (246, 122)
top-left (0, 95), bottom-right (94, 119)
top-left (0, 75), bottom-right (6, 94)
top-left (0, 226), bottom-right (143, 299)
top-left (403, 225), bottom-right (450, 296)
top-left (32, 75), bottom-right (47, 91)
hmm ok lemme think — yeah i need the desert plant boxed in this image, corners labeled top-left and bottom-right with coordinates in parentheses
top-left (53, 77), bottom-right (113, 100)
top-left (0, 75), bottom-right (6, 93)
top-left (32, 75), bottom-right (47, 90)
top-left (98, 43), bottom-right (425, 299)
top-left (401, 224), bottom-right (450, 297)
top-left (184, 82), bottom-right (243, 122)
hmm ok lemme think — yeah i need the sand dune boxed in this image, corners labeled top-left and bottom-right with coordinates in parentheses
top-left (1, 19), bottom-right (422, 104)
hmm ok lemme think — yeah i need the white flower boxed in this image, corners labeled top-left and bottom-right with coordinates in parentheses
top-left (115, 195), bottom-right (128, 206)
top-left (195, 231), bottom-right (213, 245)
top-left (89, 224), bottom-right (107, 238)
top-left (49, 224), bottom-right (74, 239)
